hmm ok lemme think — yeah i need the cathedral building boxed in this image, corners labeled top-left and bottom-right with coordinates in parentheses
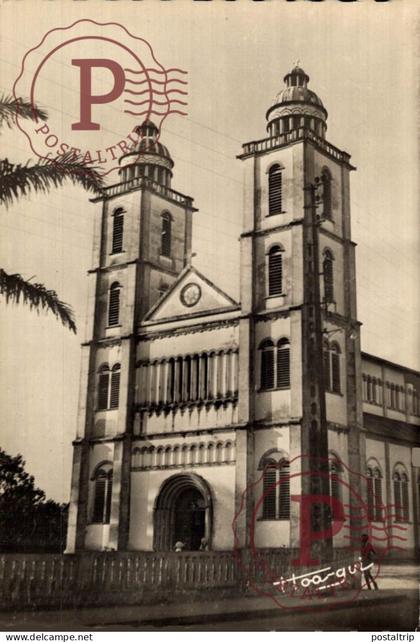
top-left (65, 66), bottom-right (420, 560)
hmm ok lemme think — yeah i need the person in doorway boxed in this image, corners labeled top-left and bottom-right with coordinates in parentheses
top-left (199, 537), bottom-right (208, 551)
top-left (361, 534), bottom-right (378, 590)
top-left (174, 541), bottom-right (185, 552)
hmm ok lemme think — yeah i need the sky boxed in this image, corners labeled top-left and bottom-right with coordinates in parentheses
top-left (0, 0), bottom-right (419, 503)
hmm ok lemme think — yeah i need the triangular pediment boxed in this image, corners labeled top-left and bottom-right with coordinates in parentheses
top-left (144, 266), bottom-right (239, 323)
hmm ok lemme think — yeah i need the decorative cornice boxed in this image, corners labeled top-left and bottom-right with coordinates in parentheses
top-left (82, 333), bottom-right (134, 348)
top-left (134, 423), bottom-right (246, 440)
top-left (137, 317), bottom-right (240, 342)
top-left (136, 396), bottom-right (238, 416)
top-left (319, 227), bottom-right (357, 248)
top-left (253, 418), bottom-right (302, 430)
top-left (327, 421), bottom-right (350, 434)
top-left (88, 258), bottom-right (179, 277)
top-left (240, 218), bottom-right (304, 239)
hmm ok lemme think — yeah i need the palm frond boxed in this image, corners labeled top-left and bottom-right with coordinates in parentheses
top-left (0, 152), bottom-right (104, 207)
top-left (0, 95), bottom-right (48, 129)
top-left (0, 269), bottom-right (76, 333)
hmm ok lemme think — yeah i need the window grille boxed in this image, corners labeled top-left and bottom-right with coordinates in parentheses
top-left (98, 366), bottom-right (110, 410)
top-left (111, 208), bottom-right (124, 254)
top-left (108, 283), bottom-right (121, 326)
top-left (161, 212), bottom-right (172, 257)
top-left (278, 460), bottom-right (290, 519)
top-left (323, 250), bottom-right (334, 303)
top-left (277, 339), bottom-right (290, 389)
top-left (268, 246), bottom-right (283, 296)
top-left (260, 340), bottom-right (275, 390)
top-left (268, 165), bottom-right (283, 215)
top-left (110, 364), bottom-right (120, 409)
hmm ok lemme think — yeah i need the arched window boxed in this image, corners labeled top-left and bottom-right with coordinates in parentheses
top-left (268, 246), bottom-right (284, 296)
top-left (92, 464), bottom-right (113, 524)
top-left (323, 250), bottom-right (334, 304)
top-left (110, 364), bottom-right (121, 409)
top-left (259, 339), bottom-right (275, 390)
top-left (111, 208), bottom-right (124, 254)
top-left (108, 282), bottom-right (121, 326)
top-left (277, 338), bottom-right (290, 389)
top-left (260, 453), bottom-right (290, 520)
top-left (321, 169), bottom-right (332, 220)
top-left (268, 164), bottom-right (283, 215)
top-left (366, 463), bottom-right (383, 522)
top-left (98, 363), bottom-right (120, 410)
top-left (393, 465), bottom-right (409, 522)
top-left (330, 342), bottom-right (341, 394)
top-left (161, 212), bottom-right (172, 257)
top-left (97, 365), bottom-right (110, 410)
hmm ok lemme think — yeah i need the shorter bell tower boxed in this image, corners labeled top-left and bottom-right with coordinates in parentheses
top-left (66, 121), bottom-right (197, 553)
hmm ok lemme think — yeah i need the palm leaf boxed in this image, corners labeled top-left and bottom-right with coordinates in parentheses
top-left (0, 95), bottom-right (47, 129)
top-left (0, 269), bottom-right (76, 333)
top-left (0, 152), bottom-right (104, 207)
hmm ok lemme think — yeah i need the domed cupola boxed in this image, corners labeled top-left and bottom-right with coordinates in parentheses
top-left (266, 65), bottom-right (328, 139)
top-left (118, 119), bottom-right (174, 187)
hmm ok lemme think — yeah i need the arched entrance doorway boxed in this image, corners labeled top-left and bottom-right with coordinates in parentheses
top-left (153, 474), bottom-right (213, 551)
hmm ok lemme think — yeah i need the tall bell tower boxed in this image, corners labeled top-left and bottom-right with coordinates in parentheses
top-left (66, 121), bottom-right (197, 553)
top-left (238, 65), bottom-right (363, 558)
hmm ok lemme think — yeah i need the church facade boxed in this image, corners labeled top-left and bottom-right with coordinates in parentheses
top-left (65, 66), bottom-right (420, 559)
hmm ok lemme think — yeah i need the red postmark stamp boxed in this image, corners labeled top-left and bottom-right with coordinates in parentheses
top-left (232, 454), bottom-right (408, 611)
top-left (13, 19), bottom-right (188, 177)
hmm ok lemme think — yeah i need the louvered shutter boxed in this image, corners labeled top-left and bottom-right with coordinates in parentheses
top-left (268, 250), bottom-right (283, 296)
top-left (268, 166), bottom-right (283, 215)
top-left (261, 347), bottom-right (274, 390)
top-left (330, 470), bottom-right (340, 502)
top-left (263, 465), bottom-right (277, 519)
top-left (402, 476), bottom-right (409, 522)
top-left (374, 474), bottom-right (383, 521)
top-left (108, 285), bottom-right (120, 326)
top-left (278, 462), bottom-right (290, 519)
top-left (393, 476), bottom-right (402, 522)
top-left (98, 371), bottom-right (109, 410)
top-left (277, 342), bottom-right (290, 389)
top-left (367, 475), bottom-right (374, 521)
top-left (105, 474), bottom-right (113, 523)
top-left (112, 211), bottom-right (124, 253)
top-left (110, 368), bottom-right (120, 408)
